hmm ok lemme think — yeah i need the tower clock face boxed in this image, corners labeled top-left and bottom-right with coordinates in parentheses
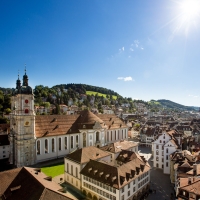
top-left (24, 121), bottom-right (30, 126)
top-left (25, 99), bottom-right (29, 104)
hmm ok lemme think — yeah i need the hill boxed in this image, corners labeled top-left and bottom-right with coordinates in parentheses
top-left (157, 99), bottom-right (198, 111)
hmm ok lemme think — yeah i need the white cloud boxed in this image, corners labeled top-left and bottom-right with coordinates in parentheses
top-left (141, 47), bottom-right (144, 50)
top-left (117, 76), bottom-right (134, 81)
top-left (134, 40), bottom-right (139, 48)
top-left (130, 48), bottom-right (134, 51)
top-left (119, 47), bottom-right (125, 52)
top-left (188, 94), bottom-right (199, 98)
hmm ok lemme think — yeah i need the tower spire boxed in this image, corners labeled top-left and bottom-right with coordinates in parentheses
top-left (25, 64), bottom-right (26, 75)
top-left (16, 70), bottom-right (21, 89)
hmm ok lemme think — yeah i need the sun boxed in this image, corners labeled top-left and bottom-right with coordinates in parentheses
top-left (180, 0), bottom-right (200, 21)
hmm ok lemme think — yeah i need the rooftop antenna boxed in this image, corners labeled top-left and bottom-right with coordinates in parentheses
top-left (25, 63), bottom-right (26, 74)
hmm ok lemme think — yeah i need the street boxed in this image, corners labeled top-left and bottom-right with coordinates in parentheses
top-left (138, 146), bottom-right (175, 200)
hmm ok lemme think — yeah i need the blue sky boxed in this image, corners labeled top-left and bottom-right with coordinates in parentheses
top-left (0, 0), bottom-right (200, 106)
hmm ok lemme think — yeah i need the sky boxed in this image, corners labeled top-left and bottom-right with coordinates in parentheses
top-left (0, 0), bottom-right (200, 106)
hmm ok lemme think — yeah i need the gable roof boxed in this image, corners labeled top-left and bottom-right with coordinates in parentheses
top-left (0, 167), bottom-right (73, 200)
top-left (65, 146), bottom-right (111, 164)
top-left (35, 111), bottom-right (128, 138)
top-left (80, 151), bottom-right (150, 189)
top-left (100, 140), bottom-right (138, 153)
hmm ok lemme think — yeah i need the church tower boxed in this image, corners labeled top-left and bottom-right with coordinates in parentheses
top-left (10, 69), bottom-right (36, 167)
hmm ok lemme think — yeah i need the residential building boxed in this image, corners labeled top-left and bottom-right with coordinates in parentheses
top-left (152, 130), bottom-right (181, 174)
top-left (0, 167), bottom-right (74, 200)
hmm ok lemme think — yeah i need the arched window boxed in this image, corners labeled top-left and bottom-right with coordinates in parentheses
top-left (65, 137), bottom-right (67, 149)
top-left (37, 140), bottom-right (40, 155)
top-left (96, 132), bottom-right (99, 142)
top-left (25, 109), bottom-right (29, 113)
top-left (156, 157), bottom-right (159, 161)
top-left (59, 138), bottom-right (61, 151)
top-left (45, 139), bottom-right (48, 153)
top-left (52, 138), bottom-right (55, 152)
top-left (71, 136), bottom-right (73, 149)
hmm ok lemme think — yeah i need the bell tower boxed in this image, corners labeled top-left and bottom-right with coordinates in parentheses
top-left (10, 69), bottom-right (36, 167)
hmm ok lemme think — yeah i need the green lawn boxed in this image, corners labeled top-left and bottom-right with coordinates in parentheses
top-left (41, 163), bottom-right (64, 178)
top-left (86, 91), bottom-right (117, 100)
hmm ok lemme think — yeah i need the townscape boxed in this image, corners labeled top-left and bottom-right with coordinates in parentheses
top-left (0, 71), bottom-right (200, 200)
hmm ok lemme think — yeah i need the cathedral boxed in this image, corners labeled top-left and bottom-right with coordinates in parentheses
top-left (9, 70), bottom-right (128, 167)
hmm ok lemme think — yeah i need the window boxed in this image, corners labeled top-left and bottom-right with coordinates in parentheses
top-left (128, 183), bottom-right (130, 189)
top-left (133, 187), bottom-right (135, 192)
top-left (67, 163), bottom-right (69, 172)
top-left (76, 135), bottom-right (78, 146)
top-left (156, 150), bottom-right (159, 155)
top-left (156, 145), bottom-right (159, 149)
top-left (25, 109), bottom-right (29, 113)
top-left (76, 167), bottom-right (78, 177)
top-left (156, 163), bottom-right (159, 168)
top-left (107, 132), bottom-right (109, 142)
top-left (25, 99), bottom-right (28, 104)
top-left (71, 136), bottom-right (73, 149)
top-left (96, 132), bottom-right (99, 141)
top-left (65, 137), bottom-right (67, 149)
top-left (156, 157), bottom-right (159, 161)
top-left (160, 140), bottom-right (162, 143)
top-left (166, 162), bottom-right (168, 167)
top-left (166, 148), bottom-right (168, 153)
top-left (59, 138), bottom-right (61, 151)
top-left (121, 195), bottom-right (124, 200)
top-left (118, 130), bottom-right (120, 139)
top-left (71, 165), bottom-right (73, 176)
top-left (166, 155), bottom-right (168, 160)
top-left (45, 139), bottom-right (48, 153)
top-left (52, 138), bottom-right (55, 152)
top-left (115, 131), bottom-right (117, 140)
top-left (128, 190), bottom-right (130, 196)
top-left (37, 140), bottom-right (40, 155)
top-left (122, 187), bottom-right (124, 193)
top-left (162, 158), bottom-right (164, 162)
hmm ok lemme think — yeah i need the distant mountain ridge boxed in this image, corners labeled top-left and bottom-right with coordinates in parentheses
top-left (157, 99), bottom-right (199, 111)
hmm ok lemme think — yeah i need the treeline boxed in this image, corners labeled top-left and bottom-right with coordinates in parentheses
top-left (53, 84), bottom-right (120, 96)
top-left (0, 90), bottom-right (11, 123)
